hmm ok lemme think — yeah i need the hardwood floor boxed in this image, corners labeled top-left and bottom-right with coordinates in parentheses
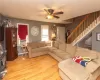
top-left (3, 55), bottom-right (62, 80)
top-left (97, 76), bottom-right (100, 80)
top-left (3, 54), bottom-right (100, 80)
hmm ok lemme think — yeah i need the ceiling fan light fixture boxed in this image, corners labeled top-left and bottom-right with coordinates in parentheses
top-left (44, 8), bottom-right (64, 19)
top-left (46, 15), bottom-right (53, 19)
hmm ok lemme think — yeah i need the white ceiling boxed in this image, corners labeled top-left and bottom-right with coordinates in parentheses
top-left (0, 0), bottom-right (100, 24)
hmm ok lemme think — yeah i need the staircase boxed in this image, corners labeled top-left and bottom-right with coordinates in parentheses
top-left (67, 11), bottom-right (100, 46)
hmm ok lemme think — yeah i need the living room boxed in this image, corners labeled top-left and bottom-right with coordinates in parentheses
top-left (0, 0), bottom-right (100, 80)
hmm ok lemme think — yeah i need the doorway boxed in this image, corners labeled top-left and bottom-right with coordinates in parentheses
top-left (17, 23), bottom-right (29, 55)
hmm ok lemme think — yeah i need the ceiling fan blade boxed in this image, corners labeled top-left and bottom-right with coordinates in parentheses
top-left (48, 9), bottom-right (54, 14)
top-left (44, 9), bottom-right (50, 14)
top-left (44, 9), bottom-right (54, 15)
top-left (53, 11), bottom-right (64, 15)
top-left (53, 15), bottom-right (59, 19)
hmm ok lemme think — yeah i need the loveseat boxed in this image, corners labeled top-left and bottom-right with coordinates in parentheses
top-left (27, 41), bottom-right (100, 80)
top-left (27, 41), bottom-right (51, 58)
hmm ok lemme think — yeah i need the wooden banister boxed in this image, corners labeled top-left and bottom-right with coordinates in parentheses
top-left (67, 11), bottom-right (100, 43)
top-left (68, 15), bottom-right (89, 39)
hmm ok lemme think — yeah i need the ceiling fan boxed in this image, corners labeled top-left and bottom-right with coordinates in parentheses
top-left (44, 9), bottom-right (64, 19)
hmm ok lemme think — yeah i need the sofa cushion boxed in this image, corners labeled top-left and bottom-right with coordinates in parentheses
top-left (59, 42), bottom-right (66, 51)
top-left (58, 59), bottom-right (90, 80)
top-left (92, 53), bottom-right (100, 66)
top-left (66, 44), bottom-right (77, 57)
top-left (93, 58), bottom-right (100, 66)
top-left (28, 42), bottom-right (38, 49)
top-left (85, 61), bottom-right (99, 73)
top-left (28, 41), bottom-right (46, 49)
top-left (38, 41), bottom-right (46, 47)
top-left (32, 46), bottom-right (49, 52)
top-left (75, 47), bottom-right (97, 60)
top-left (45, 41), bottom-right (51, 46)
top-left (48, 52), bottom-right (63, 61)
top-left (53, 49), bottom-right (65, 54)
top-left (59, 69), bottom-right (71, 80)
top-left (56, 53), bottom-right (71, 60)
top-left (50, 49), bottom-right (71, 60)
top-left (87, 50), bottom-right (100, 66)
top-left (47, 46), bottom-right (58, 52)
top-left (53, 41), bottom-right (59, 49)
top-left (52, 50), bottom-right (71, 60)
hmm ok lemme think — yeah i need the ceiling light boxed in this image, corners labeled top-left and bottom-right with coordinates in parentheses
top-left (46, 15), bottom-right (53, 19)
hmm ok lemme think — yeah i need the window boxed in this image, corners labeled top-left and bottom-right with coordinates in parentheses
top-left (41, 25), bottom-right (49, 41)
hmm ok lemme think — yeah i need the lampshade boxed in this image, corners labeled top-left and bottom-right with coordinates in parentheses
top-left (52, 33), bottom-right (56, 38)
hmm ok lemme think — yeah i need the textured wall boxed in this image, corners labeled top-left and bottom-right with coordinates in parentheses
top-left (2, 16), bottom-right (65, 42)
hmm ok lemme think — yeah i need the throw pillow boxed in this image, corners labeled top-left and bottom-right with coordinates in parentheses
top-left (72, 56), bottom-right (91, 67)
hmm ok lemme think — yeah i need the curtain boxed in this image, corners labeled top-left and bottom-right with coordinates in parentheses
top-left (18, 24), bottom-right (28, 40)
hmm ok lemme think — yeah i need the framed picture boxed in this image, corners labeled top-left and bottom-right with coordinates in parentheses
top-left (96, 33), bottom-right (100, 41)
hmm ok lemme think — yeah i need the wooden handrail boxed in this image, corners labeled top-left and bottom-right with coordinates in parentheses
top-left (67, 11), bottom-right (100, 43)
top-left (68, 14), bottom-right (89, 39)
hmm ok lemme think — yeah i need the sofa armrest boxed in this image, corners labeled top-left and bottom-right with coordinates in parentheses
top-left (93, 58), bottom-right (100, 66)
top-left (45, 41), bottom-right (51, 46)
top-left (58, 59), bottom-right (90, 80)
top-left (27, 46), bottom-right (32, 58)
top-left (93, 53), bottom-right (100, 66)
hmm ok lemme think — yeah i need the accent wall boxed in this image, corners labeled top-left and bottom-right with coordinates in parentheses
top-left (2, 16), bottom-right (65, 43)
top-left (92, 24), bottom-right (100, 52)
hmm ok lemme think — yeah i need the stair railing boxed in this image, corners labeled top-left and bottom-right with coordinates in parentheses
top-left (67, 11), bottom-right (100, 43)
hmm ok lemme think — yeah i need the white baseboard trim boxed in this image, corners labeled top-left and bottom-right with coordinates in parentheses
top-left (18, 52), bottom-right (28, 56)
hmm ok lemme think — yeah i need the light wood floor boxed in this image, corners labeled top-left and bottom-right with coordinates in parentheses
top-left (3, 55), bottom-right (62, 80)
top-left (3, 54), bottom-right (100, 80)
top-left (97, 76), bottom-right (100, 80)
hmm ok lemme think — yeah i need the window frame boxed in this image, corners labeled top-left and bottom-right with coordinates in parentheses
top-left (41, 25), bottom-right (49, 41)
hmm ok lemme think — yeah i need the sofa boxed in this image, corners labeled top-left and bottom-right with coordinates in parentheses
top-left (27, 41), bottom-right (51, 58)
top-left (27, 41), bottom-right (100, 80)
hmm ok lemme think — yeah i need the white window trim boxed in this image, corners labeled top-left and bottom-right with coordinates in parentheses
top-left (41, 25), bottom-right (49, 41)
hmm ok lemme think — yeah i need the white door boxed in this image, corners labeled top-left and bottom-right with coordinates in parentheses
top-left (57, 27), bottom-right (65, 42)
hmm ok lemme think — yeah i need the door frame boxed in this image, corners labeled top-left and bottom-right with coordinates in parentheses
top-left (17, 23), bottom-right (29, 46)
